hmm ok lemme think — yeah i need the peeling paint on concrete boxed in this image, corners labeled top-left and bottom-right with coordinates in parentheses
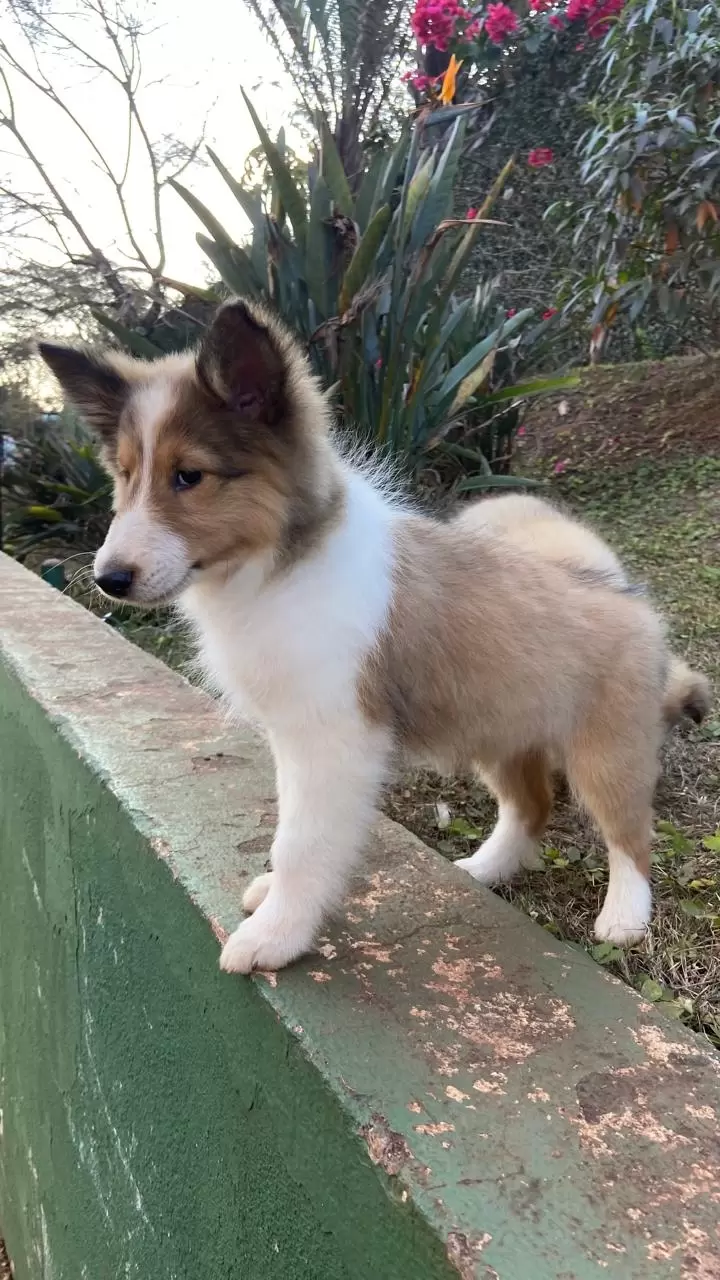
top-left (361, 1116), bottom-right (412, 1177)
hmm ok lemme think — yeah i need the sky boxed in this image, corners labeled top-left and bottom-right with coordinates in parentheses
top-left (0, 0), bottom-right (303, 289)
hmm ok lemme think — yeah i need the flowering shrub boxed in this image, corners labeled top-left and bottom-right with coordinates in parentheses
top-left (549, 0), bottom-right (720, 336)
top-left (407, 0), bottom-right (629, 89)
top-left (484, 3), bottom-right (519, 43)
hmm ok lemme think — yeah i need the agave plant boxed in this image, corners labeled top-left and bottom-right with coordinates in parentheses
top-left (98, 94), bottom-right (576, 479)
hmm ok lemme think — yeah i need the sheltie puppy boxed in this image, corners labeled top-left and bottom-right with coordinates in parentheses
top-left (39, 299), bottom-right (710, 973)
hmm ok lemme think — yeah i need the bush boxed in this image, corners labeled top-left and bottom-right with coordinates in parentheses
top-left (1, 412), bottom-right (111, 558)
top-left (550, 0), bottom-right (720, 348)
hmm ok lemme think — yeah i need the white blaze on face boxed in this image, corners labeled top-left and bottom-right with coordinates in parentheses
top-left (94, 378), bottom-right (194, 604)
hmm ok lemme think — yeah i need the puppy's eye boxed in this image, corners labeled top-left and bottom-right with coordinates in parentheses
top-left (173, 469), bottom-right (203, 492)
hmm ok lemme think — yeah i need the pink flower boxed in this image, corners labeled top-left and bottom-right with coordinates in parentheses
top-left (549, 13), bottom-right (564, 28)
top-left (566, 0), bottom-right (625, 34)
top-left (375, 357), bottom-right (383, 369)
top-left (553, 459), bottom-right (569, 475)
top-left (411, 74), bottom-right (430, 91)
top-left (528, 147), bottom-right (555, 168)
top-left (466, 206), bottom-right (478, 219)
top-left (517, 424), bottom-right (527, 437)
top-left (484, 2), bottom-right (519, 43)
top-left (530, 0), bottom-right (552, 10)
top-left (411, 0), bottom-right (458, 50)
top-left (542, 307), bottom-right (558, 319)
top-left (566, 0), bottom-right (594, 19)
top-left (465, 18), bottom-right (482, 37)
top-left (506, 307), bottom-right (517, 318)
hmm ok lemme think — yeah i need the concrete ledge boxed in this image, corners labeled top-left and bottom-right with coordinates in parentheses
top-left (1, 552), bottom-right (719, 1280)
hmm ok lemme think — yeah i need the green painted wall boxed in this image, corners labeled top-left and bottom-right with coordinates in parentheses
top-left (0, 663), bottom-right (451, 1280)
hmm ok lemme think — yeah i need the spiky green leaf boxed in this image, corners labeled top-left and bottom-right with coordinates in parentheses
top-left (90, 312), bottom-right (164, 359)
top-left (319, 122), bottom-right (354, 216)
top-left (196, 235), bottom-right (260, 297)
top-left (169, 178), bottom-right (237, 249)
top-left (339, 204), bottom-right (391, 313)
top-left (242, 88), bottom-right (307, 246)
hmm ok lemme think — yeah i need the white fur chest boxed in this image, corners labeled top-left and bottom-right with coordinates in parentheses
top-left (180, 469), bottom-right (396, 730)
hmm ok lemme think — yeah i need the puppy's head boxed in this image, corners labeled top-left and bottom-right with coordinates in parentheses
top-left (39, 299), bottom-right (330, 605)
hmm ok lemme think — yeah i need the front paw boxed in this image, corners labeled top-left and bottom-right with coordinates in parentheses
top-left (219, 902), bottom-right (315, 974)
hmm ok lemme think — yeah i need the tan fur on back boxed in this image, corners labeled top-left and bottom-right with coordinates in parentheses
top-left (465, 493), bottom-right (626, 584)
top-left (360, 509), bottom-right (666, 785)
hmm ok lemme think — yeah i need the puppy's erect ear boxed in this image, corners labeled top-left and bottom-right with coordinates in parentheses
top-left (196, 299), bottom-right (289, 426)
top-left (38, 344), bottom-right (129, 443)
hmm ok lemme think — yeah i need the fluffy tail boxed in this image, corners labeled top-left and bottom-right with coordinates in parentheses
top-left (664, 657), bottom-right (712, 727)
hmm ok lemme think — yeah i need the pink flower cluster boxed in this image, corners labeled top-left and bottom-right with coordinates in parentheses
top-left (401, 69), bottom-right (443, 91)
top-left (484, 2), bottom-right (519, 42)
top-left (567, 0), bottom-right (625, 35)
top-left (411, 0), bottom-right (467, 51)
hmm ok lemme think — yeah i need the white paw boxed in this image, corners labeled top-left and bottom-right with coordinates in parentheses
top-left (594, 903), bottom-right (650, 946)
top-left (456, 827), bottom-right (541, 885)
top-left (219, 899), bottom-right (315, 974)
top-left (594, 855), bottom-right (651, 946)
top-left (243, 871), bottom-right (273, 914)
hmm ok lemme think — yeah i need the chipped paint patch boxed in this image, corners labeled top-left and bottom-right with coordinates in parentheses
top-left (208, 916), bottom-right (228, 944)
top-left (413, 1122), bottom-right (455, 1136)
top-left (256, 970), bottom-right (278, 987)
top-left (446, 1229), bottom-right (492, 1280)
top-left (308, 971), bottom-right (332, 984)
top-left (361, 1115), bottom-right (412, 1177)
top-left (445, 1086), bottom-right (470, 1103)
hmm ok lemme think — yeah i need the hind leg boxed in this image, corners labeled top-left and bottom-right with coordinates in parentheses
top-left (567, 734), bottom-right (658, 945)
top-left (456, 750), bottom-right (551, 883)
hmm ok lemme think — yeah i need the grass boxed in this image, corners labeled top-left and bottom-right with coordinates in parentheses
top-left (388, 455), bottom-right (720, 1050)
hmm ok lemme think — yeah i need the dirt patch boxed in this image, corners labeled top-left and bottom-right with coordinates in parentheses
top-left (523, 352), bottom-right (720, 472)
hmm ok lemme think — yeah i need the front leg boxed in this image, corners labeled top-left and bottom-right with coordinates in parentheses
top-left (220, 715), bottom-right (391, 974)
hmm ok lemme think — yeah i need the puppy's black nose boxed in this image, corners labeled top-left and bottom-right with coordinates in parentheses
top-left (95, 568), bottom-right (134, 599)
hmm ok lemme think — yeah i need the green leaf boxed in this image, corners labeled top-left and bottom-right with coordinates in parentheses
top-left (339, 204), bottom-right (391, 313)
top-left (169, 178), bottom-right (236, 249)
top-left (305, 176), bottom-right (334, 318)
top-left (206, 147), bottom-right (264, 228)
top-left (196, 235), bottom-right (260, 297)
top-left (355, 152), bottom-right (386, 231)
top-left (242, 88), bottom-right (307, 246)
top-left (456, 474), bottom-right (542, 493)
top-left (447, 817), bottom-right (483, 839)
top-left (679, 899), bottom-right (715, 918)
top-left (482, 374), bottom-right (581, 406)
top-left (449, 349), bottom-right (496, 413)
top-left (432, 310), bottom-right (533, 411)
top-left (401, 154), bottom-right (434, 241)
top-left (319, 122), bottom-right (354, 217)
top-left (591, 942), bottom-right (624, 964)
top-left (411, 118), bottom-right (466, 252)
top-left (639, 977), bottom-right (665, 1002)
top-left (701, 834), bottom-right (720, 852)
top-left (26, 505), bottom-right (63, 522)
top-left (90, 312), bottom-right (163, 359)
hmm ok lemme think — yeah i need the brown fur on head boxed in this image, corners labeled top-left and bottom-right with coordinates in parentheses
top-left (39, 299), bottom-right (341, 603)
